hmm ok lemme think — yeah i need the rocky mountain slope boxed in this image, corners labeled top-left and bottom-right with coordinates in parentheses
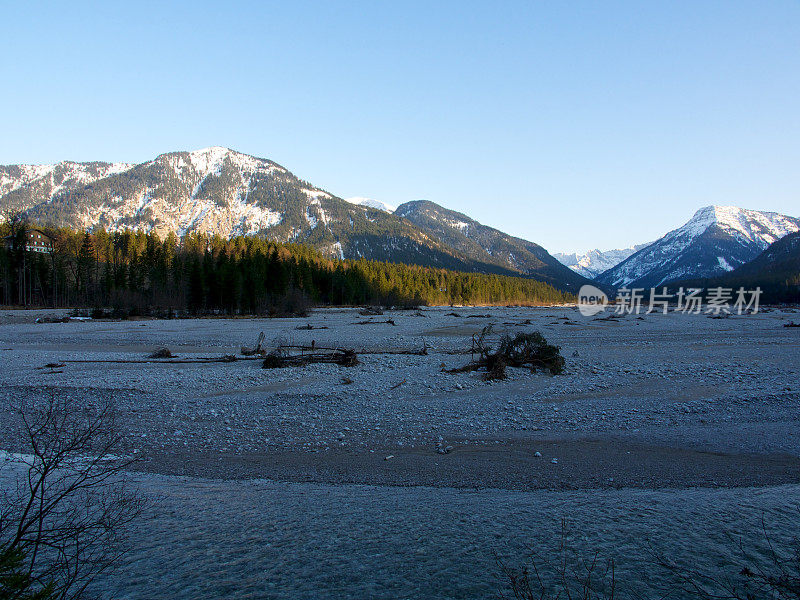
top-left (0, 147), bottom-right (586, 291)
top-left (395, 200), bottom-right (591, 291)
top-left (595, 206), bottom-right (800, 289)
top-left (0, 160), bottom-right (134, 213)
top-left (687, 230), bottom-right (800, 301)
top-left (671, 230), bottom-right (800, 303)
top-left (728, 230), bottom-right (800, 281)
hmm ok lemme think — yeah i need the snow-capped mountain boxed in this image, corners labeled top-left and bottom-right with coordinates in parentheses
top-left (0, 160), bottom-right (133, 214)
top-left (595, 205), bottom-right (800, 289)
top-left (345, 197), bottom-right (396, 213)
top-left (2, 147), bottom-right (453, 262)
top-left (554, 244), bottom-right (651, 279)
top-left (395, 200), bottom-right (591, 292)
top-left (0, 147), bottom-right (584, 292)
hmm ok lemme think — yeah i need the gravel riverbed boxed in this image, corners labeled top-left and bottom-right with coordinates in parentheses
top-left (1, 305), bottom-right (799, 598)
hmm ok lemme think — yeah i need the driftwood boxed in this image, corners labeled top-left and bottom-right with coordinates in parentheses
top-left (295, 324), bottom-right (329, 330)
top-left (446, 312), bottom-right (462, 318)
top-left (359, 307), bottom-right (384, 316)
top-left (35, 316), bottom-right (71, 324)
top-left (241, 332), bottom-right (266, 356)
top-left (353, 319), bottom-right (396, 326)
top-left (448, 327), bottom-right (564, 380)
top-left (262, 346), bottom-right (359, 368)
top-left (36, 362), bottom-right (65, 374)
top-left (390, 379), bottom-right (406, 390)
top-left (466, 314), bottom-right (492, 319)
top-left (785, 322), bottom-right (800, 328)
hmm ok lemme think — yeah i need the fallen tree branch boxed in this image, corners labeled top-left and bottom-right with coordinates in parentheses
top-left (262, 346), bottom-right (359, 368)
top-left (447, 328), bottom-right (565, 380)
top-left (36, 362), bottom-right (66, 370)
top-left (353, 319), bottom-right (396, 326)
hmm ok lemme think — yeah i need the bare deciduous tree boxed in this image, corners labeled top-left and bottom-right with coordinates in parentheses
top-left (0, 392), bottom-right (144, 599)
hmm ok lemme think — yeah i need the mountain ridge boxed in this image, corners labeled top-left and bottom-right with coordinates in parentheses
top-left (395, 200), bottom-right (590, 292)
top-left (0, 147), bottom-right (587, 292)
top-left (594, 205), bottom-right (800, 289)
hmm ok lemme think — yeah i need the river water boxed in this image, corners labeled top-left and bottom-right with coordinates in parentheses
top-left (88, 475), bottom-right (800, 599)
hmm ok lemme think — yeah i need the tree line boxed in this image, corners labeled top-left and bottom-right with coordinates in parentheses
top-left (0, 217), bottom-right (574, 314)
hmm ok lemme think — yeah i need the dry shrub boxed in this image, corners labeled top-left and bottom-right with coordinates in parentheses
top-left (451, 328), bottom-right (565, 381)
top-left (148, 347), bottom-right (175, 359)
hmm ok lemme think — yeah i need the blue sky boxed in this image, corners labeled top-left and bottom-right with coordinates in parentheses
top-left (2, 1), bottom-right (798, 253)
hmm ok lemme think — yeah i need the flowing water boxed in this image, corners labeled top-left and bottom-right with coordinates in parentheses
top-left (90, 475), bottom-right (800, 599)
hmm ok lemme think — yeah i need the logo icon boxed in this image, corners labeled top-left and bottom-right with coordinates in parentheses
top-left (577, 284), bottom-right (608, 316)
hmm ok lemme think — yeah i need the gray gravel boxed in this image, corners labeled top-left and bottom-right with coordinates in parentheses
top-left (1, 306), bottom-right (799, 488)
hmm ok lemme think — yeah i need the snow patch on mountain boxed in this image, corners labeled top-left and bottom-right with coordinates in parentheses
top-left (447, 219), bottom-right (470, 233)
top-left (0, 161), bottom-right (134, 201)
top-left (187, 147), bottom-right (229, 178)
top-left (345, 197), bottom-right (396, 213)
top-left (305, 198), bottom-right (329, 229)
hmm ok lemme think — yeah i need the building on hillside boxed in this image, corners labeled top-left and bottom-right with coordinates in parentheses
top-left (3, 228), bottom-right (55, 254)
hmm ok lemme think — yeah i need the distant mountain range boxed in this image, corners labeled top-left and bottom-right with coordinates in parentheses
top-left (3, 148), bottom-right (797, 295)
top-left (0, 147), bottom-right (589, 292)
top-left (553, 244), bottom-right (652, 279)
top-left (593, 206), bottom-right (800, 289)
